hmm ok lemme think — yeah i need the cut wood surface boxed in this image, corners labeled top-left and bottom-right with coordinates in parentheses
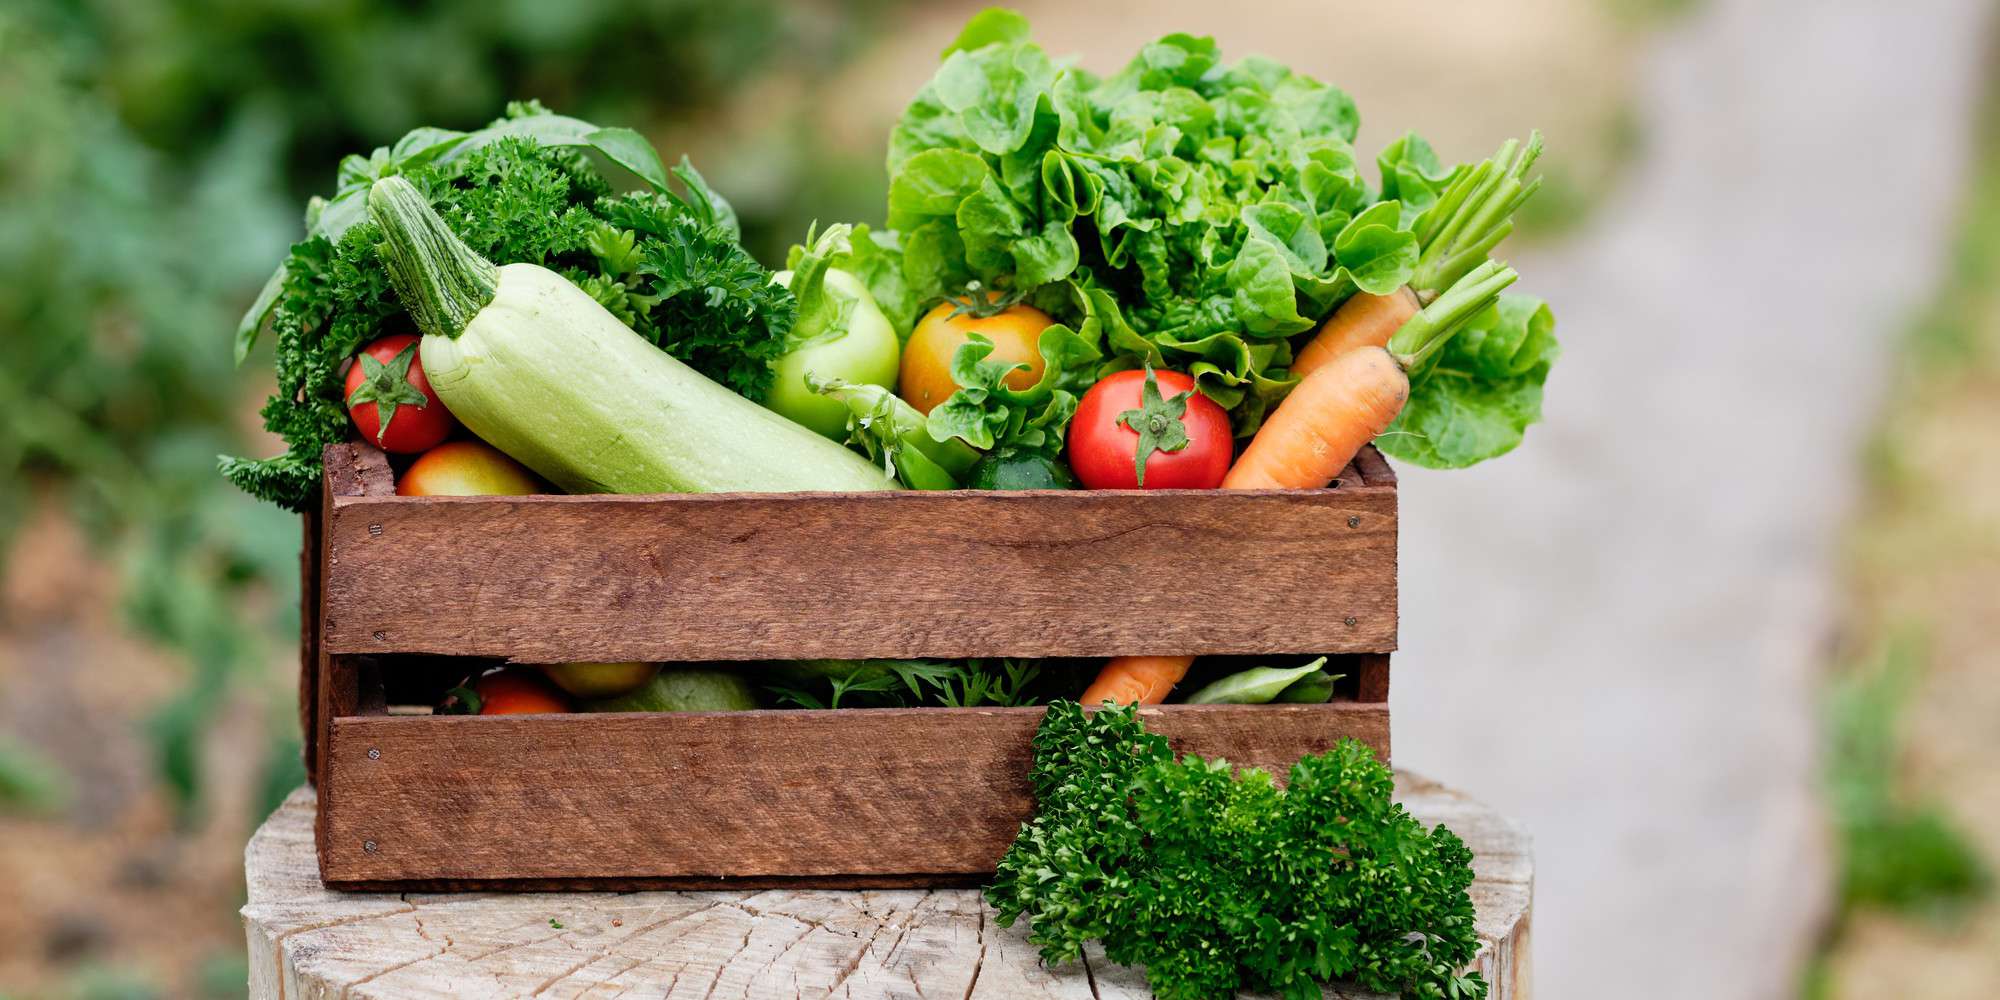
top-left (247, 773), bottom-right (1531, 999)
top-left (317, 444), bottom-right (1398, 663)
top-left (317, 703), bottom-right (1390, 886)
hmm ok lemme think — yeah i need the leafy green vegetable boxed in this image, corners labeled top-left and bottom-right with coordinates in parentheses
top-left (809, 375), bottom-right (978, 488)
top-left (233, 101), bottom-right (695, 363)
top-left (761, 658), bottom-right (1057, 709)
top-left (888, 11), bottom-right (1560, 464)
top-left (1378, 292), bottom-right (1559, 469)
top-left (887, 17), bottom-right (1411, 435)
top-left (990, 701), bottom-right (1487, 1000)
top-left (925, 321), bottom-right (1102, 454)
top-left (222, 108), bottom-right (797, 510)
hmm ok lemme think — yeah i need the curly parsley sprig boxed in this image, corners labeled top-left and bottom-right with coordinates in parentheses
top-left (989, 701), bottom-right (1488, 1000)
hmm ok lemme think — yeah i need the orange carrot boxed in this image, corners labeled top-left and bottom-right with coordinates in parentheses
top-left (1290, 287), bottom-right (1421, 381)
top-left (1079, 259), bottom-right (1519, 705)
top-left (1079, 655), bottom-right (1202, 707)
top-left (1223, 346), bottom-right (1409, 491)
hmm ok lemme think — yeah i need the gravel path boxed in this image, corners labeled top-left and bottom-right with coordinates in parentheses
top-left (1391, 2), bottom-right (1995, 997)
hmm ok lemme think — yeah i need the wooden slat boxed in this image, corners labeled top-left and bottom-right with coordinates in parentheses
top-left (1353, 652), bottom-right (1391, 704)
top-left (325, 441), bottom-right (395, 497)
top-left (299, 512), bottom-right (321, 785)
top-left (1353, 443), bottom-right (1396, 487)
top-left (318, 703), bottom-right (1390, 886)
top-left (321, 487), bottom-right (1397, 662)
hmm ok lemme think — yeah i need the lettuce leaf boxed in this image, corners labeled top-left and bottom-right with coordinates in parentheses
top-left (926, 322), bottom-right (1102, 453)
top-left (1377, 292), bottom-right (1558, 468)
top-left (887, 14), bottom-right (1409, 437)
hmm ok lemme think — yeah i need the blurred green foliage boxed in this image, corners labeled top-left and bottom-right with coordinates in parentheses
top-left (25, 0), bottom-right (898, 258)
top-left (0, 737), bottom-right (70, 814)
top-left (0, 7), bottom-right (302, 824)
top-left (0, 0), bottom-right (900, 831)
top-left (1823, 634), bottom-right (1990, 919)
top-left (1803, 634), bottom-right (1991, 998)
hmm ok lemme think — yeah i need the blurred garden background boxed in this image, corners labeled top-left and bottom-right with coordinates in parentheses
top-left (0, 0), bottom-right (1994, 997)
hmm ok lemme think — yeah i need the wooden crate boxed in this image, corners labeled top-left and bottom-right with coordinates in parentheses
top-left (303, 441), bottom-right (1399, 890)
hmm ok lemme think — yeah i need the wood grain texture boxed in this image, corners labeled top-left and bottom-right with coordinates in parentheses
top-left (318, 482), bottom-right (1398, 662)
top-left (299, 512), bottom-right (321, 786)
top-left (248, 773), bottom-right (1530, 999)
top-left (325, 440), bottom-right (395, 497)
top-left (1353, 652), bottom-right (1391, 704)
top-left (1352, 445), bottom-right (1396, 487)
top-left (317, 703), bottom-right (1389, 887)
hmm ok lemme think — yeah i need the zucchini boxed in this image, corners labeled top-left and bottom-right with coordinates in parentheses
top-left (367, 177), bottom-right (895, 494)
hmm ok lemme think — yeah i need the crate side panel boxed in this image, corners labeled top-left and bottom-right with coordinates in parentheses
top-left (322, 488), bottom-right (1397, 661)
top-left (318, 703), bottom-right (1389, 884)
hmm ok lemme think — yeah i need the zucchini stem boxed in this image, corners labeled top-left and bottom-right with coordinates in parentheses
top-left (368, 176), bottom-right (498, 341)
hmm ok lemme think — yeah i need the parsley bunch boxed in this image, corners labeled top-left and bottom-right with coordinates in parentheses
top-left (989, 702), bottom-right (1488, 1000)
top-left (222, 122), bottom-right (792, 511)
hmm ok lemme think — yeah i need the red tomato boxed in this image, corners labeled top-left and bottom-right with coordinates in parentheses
top-left (472, 669), bottom-right (571, 716)
top-left (1067, 369), bottom-right (1231, 490)
top-left (344, 333), bottom-right (453, 453)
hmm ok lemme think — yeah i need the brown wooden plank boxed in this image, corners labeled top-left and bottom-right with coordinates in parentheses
top-left (1353, 443), bottom-right (1396, 487)
top-left (321, 872), bottom-right (995, 892)
top-left (322, 486), bottom-right (1398, 662)
top-left (312, 468), bottom-right (339, 855)
top-left (318, 702), bottom-right (1390, 885)
top-left (323, 441), bottom-right (395, 498)
top-left (1353, 652), bottom-right (1391, 703)
top-left (299, 511), bottom-right (321, 786)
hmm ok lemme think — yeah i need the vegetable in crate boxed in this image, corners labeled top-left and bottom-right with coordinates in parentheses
top-left (344, 333), bottom-right (454, 452)
top-left (887, 9), bottom-right (1559, 466)
top-left (764, 224), bottom-right (904, 439)
top-left (1082, 260), bottom-right (1514, 704)
top-left (541, 662), bottom-right (660, 700)
top-left (761, 658), bottom-right (1051, 709)
top-left (1067, 367), bottom-right (1230, 490)
top-left (397, 441), bottom-right (541, 496)
top-left (1183, 657), bottom-right (1333, 705)
top-left (965, 447), bottom-right (1076, 490)
top-left (365, 175), bottom-right (895, 495)
top-left (886, 9), bottom-right (1410, 434)
top-left (1292, 135), bottom-right (1542, 378)
top-left (809, 375), bottom-right (980, 489)
top-left (582, 668), bottom-right (760, 713)
top-left (990, 701), bottom-right (1486, 1000)
top-left (899, 291), bottom-right (1053, 415)
top-left (468, 669), bottom-right (572, 716)
top-left (221, 104), bottom-right (808, 509)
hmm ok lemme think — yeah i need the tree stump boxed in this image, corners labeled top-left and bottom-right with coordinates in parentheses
top-left (242, 773), bottom-right (1531, 998)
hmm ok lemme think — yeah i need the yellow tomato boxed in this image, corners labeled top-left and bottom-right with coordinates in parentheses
top-left (898, 298), bottom-right (1054, 415)
top-left (397, 440), bottom-right (542, 496)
